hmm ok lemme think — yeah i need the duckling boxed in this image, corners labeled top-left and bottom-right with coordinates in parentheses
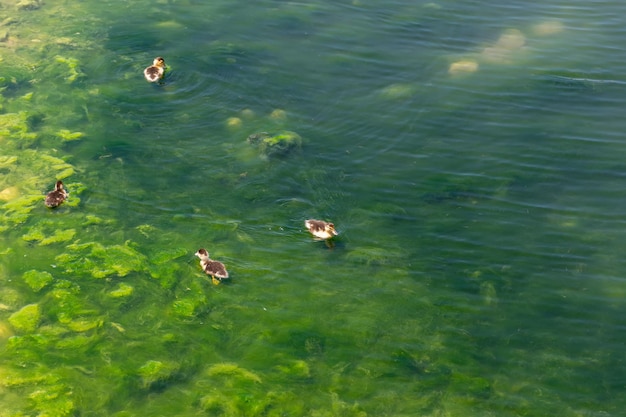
top-left (195, 248), bottom-right (229, 285)
top-left (45, 180), bottom-right (69, 208)
top-left (143, 57), bottom-right (166, 82)
top-left (305, 219), bottom-right (338, 240)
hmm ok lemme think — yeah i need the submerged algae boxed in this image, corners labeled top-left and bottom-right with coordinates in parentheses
top-left (8, 303), bottom-right (41, 333)
top-left (55, 241), bottom-right (147, 278)
top-left (137, 360), bottom-right (180, 389)
top-left (205, 362), bottom-right (262, 384)
top-left (22, 269), bottom-right (54, 292)
top-left (247, 131), bottom-right (303, 158)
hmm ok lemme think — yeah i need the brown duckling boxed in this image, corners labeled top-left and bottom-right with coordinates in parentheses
top-left (143, 57), bottom-right (166, 82)
top-left (45, 180), bottom-right (68, 208)
top-left (305, 219), bottom-right (338, 240)
top-left (195, 248), bottom-right (229, 285)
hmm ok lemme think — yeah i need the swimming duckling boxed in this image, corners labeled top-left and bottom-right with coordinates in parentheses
top-left (305, 219), bottom-right (338, 240)
top-left (45, 180), bottom-right (69, 208)
top-left (143, 57), bottom-right (166, 82)
top-left (195, 248), bottom-right (229, 285)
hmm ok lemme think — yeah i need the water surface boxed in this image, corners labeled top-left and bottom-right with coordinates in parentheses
top-left (1, 0), bottom-right (626, 415)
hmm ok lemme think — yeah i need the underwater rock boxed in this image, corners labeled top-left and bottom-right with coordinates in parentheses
top-left (8, 303), bottom-right (40, 333)
top-left (379, 83), bottom-right (416, 99)
top-left (269, 109), bottom-right (287, 121)
top-left (479, 281), bottom-right (498, 306)
top-left (247, 131), bottom-right (302, 158)
top-left (481, 29), bottom-right (526, 64)
top-left (0, 320), bottom-right (15, 341)
top-left (495, 29), bottom-right (525, 50)
top-left (449, 60), bottom-right (479, 75)
top-left (533, 20), bottom-right (564, 36)
top-left (226, 117), bottom-right (243, 129)
top-left (0, 288), bottom-right (23, 312)
top-left (0, 186), bottom-right (20, 202)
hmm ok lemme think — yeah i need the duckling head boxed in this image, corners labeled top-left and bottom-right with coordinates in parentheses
top-left (195, 248), bottom-right (209, 260)
top-left (152, 57), bottom-right (166, 68)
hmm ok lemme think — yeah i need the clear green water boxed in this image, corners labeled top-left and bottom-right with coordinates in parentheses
top-left (2, 0), bottom-right (626, 415)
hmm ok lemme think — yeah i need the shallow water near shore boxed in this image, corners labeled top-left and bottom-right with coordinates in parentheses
top-left (2, 0), bottom-right (626, 415)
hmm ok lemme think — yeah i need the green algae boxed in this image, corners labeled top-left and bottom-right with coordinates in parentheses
top-left (8, 303), bottom-right (41, 333)
top-left (148, 262), bottom-right (181, 289)
top-left (0, 2), bottom-right (622, 416)
top-left (56, 129), bottom-right (85, 142)
top-left (65, 317), bottom-right (103, 333)
top-left (205, 362), bottom-right (262, 384)
top-left (137, 360), bottom-right (180, 389)
top-left (108, 283), bottom-right (134, 298)
top-left (275, 359), bottom-right (311, 379)
top-left (151, 247), bottom-right (187, 265)
top-left (0, 288), bottom-right (23, 312)
top-left (22, 224), bottom-right (76, 245)
top-left (55, 241), bottom-right (147, 278)
top-left (170, 278), bottom-right (207, 319)
top-left (28, 383), bottom-right (76, 417)
top-left (54, 56), bottom-right (85, 83)
top-left (22, 269), bottom-right (54, 292)
top-left (247, 131), bottom-right (303, 158)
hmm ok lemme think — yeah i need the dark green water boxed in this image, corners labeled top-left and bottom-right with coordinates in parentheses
top-left (2, 0), bottom-right (626, 415)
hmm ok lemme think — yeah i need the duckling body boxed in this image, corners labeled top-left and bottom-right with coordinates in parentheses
top-left (45, 181), bottom-right (68, 208)
top-left (143, 57), bottom-right (166, 82)
top-left (305, 219), bottom-right (338, 240)
top-left (195, 248), bottom-right (229, 285)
